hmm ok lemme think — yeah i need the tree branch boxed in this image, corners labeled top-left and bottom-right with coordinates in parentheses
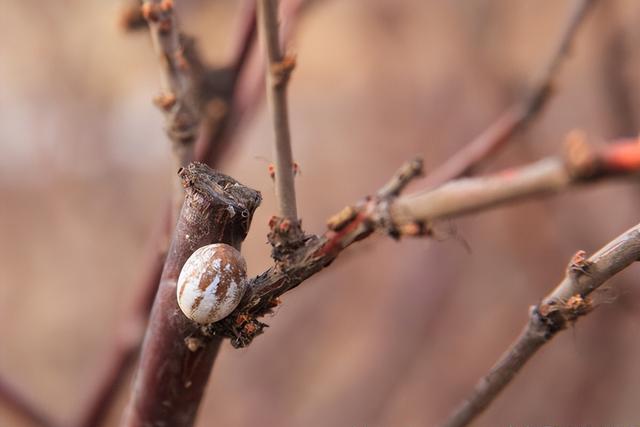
top-left (121, 163), bottom-right (261, 427)
top-left (440, 223), bottom-right (640, 427)
top-left (142, 0), bottom-right (201, 219)
top-left (208, 135), bottom-right (640, 348)
top-left (423, 0), bottom-right (597, 188)
top-left (392, 134), bottom-right (640, 228)
top-left (69, 3), bottom-right (311, 426)
top-left (258, 0), bottom-right (299, 221)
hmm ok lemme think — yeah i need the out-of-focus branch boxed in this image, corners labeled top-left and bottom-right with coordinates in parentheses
top-left (72, 212), bottom-right (169, 427)
top-left (391, 134), bottom-right (640, 227)
top-left (121, 163), bottom-right (261, 427)
top-left (440, 223), bottom-right (640, 427)
top-left (229, 1), bottom-right (258, 80)
top-left (259, 0), bottom-right (299, 222)
top-left (141, 0), bottom-right (202, 219)
top-left (0, 376), bottom-right (59, 427)
top-left (423, 0), bottom-right (597, 188)
top-left (209, 135), bottom-right (640, 348)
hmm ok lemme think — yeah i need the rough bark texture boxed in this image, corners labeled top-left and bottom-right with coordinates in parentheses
top-left (121, 163), bottom-right (261, 427)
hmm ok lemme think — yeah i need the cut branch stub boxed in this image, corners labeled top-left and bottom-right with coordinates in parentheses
top-left (121, 162), bottom-right (261, 427)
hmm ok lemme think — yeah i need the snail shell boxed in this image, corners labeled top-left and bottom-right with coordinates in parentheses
top-left (177, 243), bottom-right (248, 324)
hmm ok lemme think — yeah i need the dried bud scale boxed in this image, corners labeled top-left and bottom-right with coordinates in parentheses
top-left (177, 243), bottom-right (248, 324)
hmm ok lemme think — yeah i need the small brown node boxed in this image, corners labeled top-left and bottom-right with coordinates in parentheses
top-left (564, 294), bottom-right (593, 318)
top-left (244, 323), bottom-right (257, 334)
top-left (267, 164), bottom-right (276, 180)
top-left (538, 301), bottom-right (555, 318)
top-left (184, 336), bottom-right (203, 352)
top-left (279, 219), bottom-right (291, 233)
top-left (270, 54), bottom-right (297, 87)
top-left (564, 130), bottom-right (596, 177)
top-left (141, 2), bottom-right (158, 22)
top-left (235, 313), bottom-right (250, 326)
top-left (153, 92), bottom-right (177, 111)
top-left (568, 249), bottom-right (592, 275)
top-left (160, 0), bottom-right (174, 12)
top-left (292, 162), bottom-right (301, 176)
top-left (268, 297), bottom-right (282, 308)
top-left (398, 222), bottom-right (424, 237)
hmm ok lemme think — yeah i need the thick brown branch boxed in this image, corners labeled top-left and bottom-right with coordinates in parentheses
top-left (441, 223), bottom-right (640, 427)
top-left (70, 4), bottom-right (310, 426)
top-left (0, 375), bottom-right (59, 427)
top-left (259, 0), bottom-right (299, 221)
top-left (423, 0), bottom-right (596, 188)
top-left (210, 136), bottom-right (640, 347)
top-left (121, 163), bottom-right (261, 427)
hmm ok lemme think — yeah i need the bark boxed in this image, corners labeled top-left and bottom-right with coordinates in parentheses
top-left (121, 163), bottom-right (261, 427)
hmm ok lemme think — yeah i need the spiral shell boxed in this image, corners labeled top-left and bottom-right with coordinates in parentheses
top-left (177, 243), bottom-right (247, 324)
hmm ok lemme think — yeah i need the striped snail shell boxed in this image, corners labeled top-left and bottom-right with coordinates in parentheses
top-left (176, 243), bottom-right (247, 324)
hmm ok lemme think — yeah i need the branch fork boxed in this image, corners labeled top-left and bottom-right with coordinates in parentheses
top-left (270, 54), bottom-right (296, 88)
top-left (205, 157), bottom-right (425, 348)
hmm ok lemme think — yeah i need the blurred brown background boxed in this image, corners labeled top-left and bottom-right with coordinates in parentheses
top-left (2, 0), bottom-right (640, 426)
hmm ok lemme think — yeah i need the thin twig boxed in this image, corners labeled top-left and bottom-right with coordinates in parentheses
top-left (423, 0), bottom-right (597, 188)
top-left (440, 223), bottom-right (640, 427)
top-left (0, 375), bottom-right (59, 427)
top-left (142, 0), bottom-right (200, 219)
top-left (121, 164), bottom-right (261, 427)
top-left (208, 135), bottom-right (640, 348)
top-left (258, 0), bottom-right (299, 221)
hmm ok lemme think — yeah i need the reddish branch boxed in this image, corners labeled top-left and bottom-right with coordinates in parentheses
top-left (440, 222), bottom-right (640, 427)
top-left (423, 0), bottom-right (596, 188)
top-left (209, 135), bottom-right (640, 347)
top-left (121, 163), bottom-right (261, 427)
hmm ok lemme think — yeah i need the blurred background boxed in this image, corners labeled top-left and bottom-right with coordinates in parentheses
top-left (2, 0), bottom-right (640, 426)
